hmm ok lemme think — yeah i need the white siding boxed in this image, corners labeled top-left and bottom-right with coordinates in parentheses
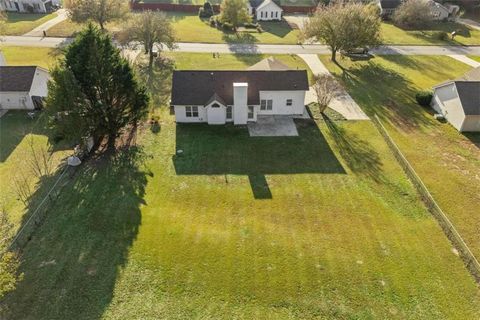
top-left (30, 68), bottom-right (49, 97)
top-left (432, 84), bottom-right (466, 131)
top-left (258, 90), bottom-right (305, 115)
top-left (0, 92), bottom-right (34, 109)
top-left (206, 101), bottom-right (227, 125)
top-left (174, 105), bottom-right (207, 123)
top-left (461, 116), bottom-right (480, 132)
top-left (256, 2), bottom-right (282, 21)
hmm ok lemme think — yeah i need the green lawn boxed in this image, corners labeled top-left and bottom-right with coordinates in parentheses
top-left (0, 46), bottom-right (57, 69)
top-left (4, 12), bottom-right (57, 36)
top-left (47, 13), bottom-right (300, 44)
top-left (320, 55), bottom-right (480, 259)
top-left (2, 116), bottom-right (480, 318)
top-left (164, 52), bottom-right (314, 82)
top-left (468, 56), bottom-right (480, 63)
top-left (0, 112), bottom-right (70, 228)
top-left (2, 47), bottom-right (479, 318)
top-left (381, 22), bottom-right (480, 45)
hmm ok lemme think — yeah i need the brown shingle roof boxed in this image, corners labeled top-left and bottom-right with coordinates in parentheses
top-left (0, 66), bottom-right (38, 92)
top-left (171, 70), bottom-right (309, 106)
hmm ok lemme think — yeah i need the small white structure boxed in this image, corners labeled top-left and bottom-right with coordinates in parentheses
top-left (0, 66), bottom-right (50, 110)
top-left (428, 1), bottom-right (459, 21)
top-left (171, 69), bottom-right (309, 125)
top-left (0, 0), bottom-right (59, 13)
top-left (248, 0), bottom-right (283, 21)
top-left (432, 67), bottom-right (480, 132)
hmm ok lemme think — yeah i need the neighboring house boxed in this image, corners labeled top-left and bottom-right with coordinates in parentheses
top-left (0, 0), bottom-right (59, 13)
top-left (248, 0), bottom-right (283, 21)
top-left (377, 0), bottom-right (459, 20)
top-left (377, 0), bottom-right (402, 17)
top-left (0, 66), bottom-right (49, 110)
top-left (431, 67), bottom-right (480, 132)
top-left (247, 57), bottom-right (290, 71)
top-left (171, 70), bottom-right (309, 125)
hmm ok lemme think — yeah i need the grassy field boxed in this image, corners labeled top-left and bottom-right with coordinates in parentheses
top-left (2, 115), bottom-right (480, 318)
top-left (0, 46), bottom-right (58, 69)
top-left (47, 13), bottom-right (301, 44)
top-left (381, 21), bottom-right (480, 45)
top-left (320, 55), bottom-right (480, 259)
top-left (4, 12), bottom-right (57, 35)
top-left (468, 55), bottom-right (480, 63)
top-left (164, 52), bottom-right (313, 82)
top-left (2, 47), bottom-right (479, 318)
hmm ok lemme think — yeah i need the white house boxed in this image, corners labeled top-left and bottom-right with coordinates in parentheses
top-left (377, 0), bottom-right (459, 21)
top-left (248, 0), bottom-right (283, 21)
top-left (432, 67), bottom-right (480, 132)
top-left (0, 0), bottom-right (59, 13)
top-left (171, 70), bottom-right (309, 125)
top-left (0, 66), bottom-right (50, 110)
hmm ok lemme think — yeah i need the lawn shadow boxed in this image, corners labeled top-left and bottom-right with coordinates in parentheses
top-left (1, 147), bottom-right (150, 319)
top-left (323, 116), bottom-right (385, 183)
top-left (6, 12), bottom-right (52, 23)
top-left (259, 20), bottom-right (293, 38)
top-left (0, 111), bottom-right (69, 163)
top-left (173, 119), bottom-right (346, 198)
top-left (464, 132), bottom-right (480, 150)
top-left (337, 60), bottom-right (435, 132)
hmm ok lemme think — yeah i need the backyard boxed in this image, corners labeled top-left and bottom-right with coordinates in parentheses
top-left (0, 50), bottom-right (480, 318)
top-left (320, 55), bottom-right (480, 259)
top-left (4, 12), bottom-right (57, 35)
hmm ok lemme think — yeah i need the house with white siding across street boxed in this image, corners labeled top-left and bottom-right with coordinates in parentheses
top-left (247, 0), bottom-right (283, 21)
top-left (170, 70), bottom-right (309, 125)
top-left (0, 0), bottom-right (59, 13)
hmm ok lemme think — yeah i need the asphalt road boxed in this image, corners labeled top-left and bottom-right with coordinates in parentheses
top-left (3, 36), bottom-right (480, 56)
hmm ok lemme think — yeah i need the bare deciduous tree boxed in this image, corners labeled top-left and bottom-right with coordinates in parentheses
top-left (64, 0), bottom-right (129, 30)
top-left (12, 170), bottom-right (33, 206)
top-left (312, 74), bottom-right (341, 113)
top-left (26, 137), bottom-right (54, 179)
top-left (0, 205), bottom-right (21, 299)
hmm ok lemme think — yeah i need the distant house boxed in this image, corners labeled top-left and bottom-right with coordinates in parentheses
top-left (170, 70), bottom-right (309, 125)
top-left (0, 66), bottom-right (49, 110)
top-left (432, 67), bottom-right (480, 132)
top-left (377, 0), bottom-right (459, 20)
top-left (248, 0), bottom-right (283, 21)
top-left (0, 0), bottom-right (59, 13)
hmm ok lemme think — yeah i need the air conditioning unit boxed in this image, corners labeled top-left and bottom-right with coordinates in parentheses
top-left (434, 113), bottom-right (445, 121)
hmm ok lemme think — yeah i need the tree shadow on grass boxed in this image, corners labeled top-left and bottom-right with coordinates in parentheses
top-left (336, 61), bottom-right (435, 132)
top-left (464, 132), bottom-right (480, 150)
top-left (259, 20), bottom-right (293, 38)
top-left (323, 116), bottom-right (385, 183)
top-left (172, 119), bottom-right (346, 199)
top-left (1, 147), bottom-right (150, 319)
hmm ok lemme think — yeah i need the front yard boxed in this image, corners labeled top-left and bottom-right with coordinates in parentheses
top-left (0, 46), bottom-right (58, 69)
top-left (320, 55), bottom-right (480, 259)
top-left (4, 12), bottom-right (57, 35)
top-left (381, 21), bottom-right (480, 45)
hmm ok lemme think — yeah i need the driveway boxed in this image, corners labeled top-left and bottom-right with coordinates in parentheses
top-left (24, 9), bottom-right (68, 37)
top-left (248, 116), bottom-right (299, 137)
top-left (298, 54), bottom-right (369, 120)
top-left (284, 15), bottom-right (308, 30)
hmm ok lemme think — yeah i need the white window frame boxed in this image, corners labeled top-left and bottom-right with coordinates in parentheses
top-left (248, 106), bottom-right (254, 119)
top-left (185, 106), bottom-right (199, 118)
top-left (226, 106), bottom-right (232, 120)
top-left (260, 99), bottom-right (273, 111)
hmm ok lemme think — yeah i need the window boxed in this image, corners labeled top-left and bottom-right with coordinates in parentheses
top-left (248, 106), bottom-right (254, 119)
top-left (211, 103), bottom-right (220, 108)
top-left (226, 106), bottom-right (232, 120)
top-left (286, 99), bottom-right (292, 106)
top-left (275, 12), bottom-right (278, 18)
top-left (185, 106), bottom-right (199, 118)
top-left (271, 11), bottom-right (274, 18)
top-left (260, 99), bottom-right (273, 111)
top-left (260, 11), bottom-right (263, 18)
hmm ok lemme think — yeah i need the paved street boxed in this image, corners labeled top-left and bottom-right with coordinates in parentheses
top-left (3, 36), bottom-right (480, 56)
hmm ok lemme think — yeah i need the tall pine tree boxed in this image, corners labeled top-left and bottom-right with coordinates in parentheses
top-left (47, 24), bottom-right (149, 151)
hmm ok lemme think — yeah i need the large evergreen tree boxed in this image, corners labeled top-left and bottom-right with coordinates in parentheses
top-left (47, 24), bottom-right (149, 151)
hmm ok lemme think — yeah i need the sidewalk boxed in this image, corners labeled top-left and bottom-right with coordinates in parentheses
top-left (459, 18), bottom-right (480, 31)
top-left (448, 55), bottom-right (480, 68)
top-left (297, 54), bottom-right (369, 121)
top-left (23, 9), bottom-right (68, 37)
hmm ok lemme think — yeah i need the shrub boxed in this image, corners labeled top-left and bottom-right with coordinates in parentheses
top-left (209, 15), bottom-right (218, 27)
top-left (222, 21), bottom-right (234, 31)
top-left (204, 1), bottom-right (214, 17)
top-left (433, 31), bottom-right (449, 41)
top-left (415, 90), bottom-right (433, 107)
top-left (244, 22), bottom-right (259, 29)
top-left (198, 7), bottom-right (205, 18)
top-left (256, 25), bottom-right (263, 33)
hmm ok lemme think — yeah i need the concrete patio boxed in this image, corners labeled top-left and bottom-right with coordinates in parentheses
top-left (248, 116), bottom-right (299, 137)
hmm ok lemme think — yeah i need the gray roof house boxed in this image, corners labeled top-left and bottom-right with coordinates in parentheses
top-left (432, 67), bottom-right (480, 132)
